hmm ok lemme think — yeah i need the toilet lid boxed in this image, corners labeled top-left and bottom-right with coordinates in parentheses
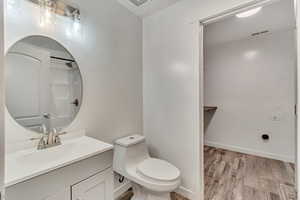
top-left (137, 158), bottom-right (180, 181)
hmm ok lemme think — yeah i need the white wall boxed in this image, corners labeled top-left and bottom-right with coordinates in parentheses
top-left (5, 0), bottom-right (143, 153)
top-left (0, 0), bottom-right (4, 195)
top-left (204, 29), bottom-right (296, 162)
top-left (296, 0), bottom-right (300, 190)
top-left (143, 0), bottom-right (269, 199)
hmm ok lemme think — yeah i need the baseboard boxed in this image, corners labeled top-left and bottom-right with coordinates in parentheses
top-left (114, 180), bottom-right (132, 199)
top-left (114, 183), bottom-right (195, 200)
top-left (175, 186), bottom-right (196, 200)
top-left (205, 141), bottom-right (295, 163)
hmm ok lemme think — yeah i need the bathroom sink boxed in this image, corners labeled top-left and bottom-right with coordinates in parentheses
top-left (5, 136), bottom-right (113, 187)
top-left (16, 143), bottom-right (75, 166)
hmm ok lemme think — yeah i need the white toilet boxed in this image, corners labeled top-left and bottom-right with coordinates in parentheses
top-left (113, 135), bottom-right (181, 200)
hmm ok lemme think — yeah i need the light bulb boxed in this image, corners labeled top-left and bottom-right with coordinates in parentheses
top-left (236, 7), bottom-right (262, 18)
top-left (45, 8), bottom-right (51, 18)
top-left (73, 20), bottom-right (80, 33)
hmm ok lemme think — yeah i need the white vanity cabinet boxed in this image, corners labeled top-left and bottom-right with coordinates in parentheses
top-left (72, 168), bottom-right (113, 200)
top-left (5, 150), bottom-right (113, 200)
top-left (43, 189), bottom-right (71, 200)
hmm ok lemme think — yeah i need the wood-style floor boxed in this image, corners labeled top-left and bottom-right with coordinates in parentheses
top-left (204, 146), bottom-right (296, 200)
top-left (119, 146), bottom-right (296, 200)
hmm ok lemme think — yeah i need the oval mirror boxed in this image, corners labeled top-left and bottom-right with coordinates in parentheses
top-left (5, 36), bottom-right (83, 133)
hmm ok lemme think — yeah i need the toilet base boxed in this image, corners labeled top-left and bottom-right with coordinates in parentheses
top-left (131, 183), bottom-right (171, 200)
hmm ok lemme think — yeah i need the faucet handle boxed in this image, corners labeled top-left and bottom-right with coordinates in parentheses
top-left (30, 135), bottom-right (47, 150)
top-left (56, 131), bottom-right (67, 136)
top-left (53, 131), bottom-right (67, 145)
top-left (37, 136), bottom-right (47, 150)
top-left (54, 135), bottom-right (61, 144)
top-left (29, 136), bottom-right (42, 141)
top-left (52, 128), bottom-right (57, 134)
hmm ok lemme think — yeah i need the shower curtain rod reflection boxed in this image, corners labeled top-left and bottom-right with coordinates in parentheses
top-left (50, 56), bottom-right (75, 63)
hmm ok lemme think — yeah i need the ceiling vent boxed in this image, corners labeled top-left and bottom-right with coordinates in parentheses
top-left (251, 30), bottom-right (269, 37)
top-left (129, 0), bottom-right (149, 6)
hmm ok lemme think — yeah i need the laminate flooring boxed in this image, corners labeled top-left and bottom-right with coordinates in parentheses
top-left (204, 146), bottom-right (296, 200)
top-left (119, 146), bottom-right (296, 200)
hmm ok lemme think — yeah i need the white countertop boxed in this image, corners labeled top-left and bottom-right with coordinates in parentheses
top-left (5, 136), bottom-right (113, 187)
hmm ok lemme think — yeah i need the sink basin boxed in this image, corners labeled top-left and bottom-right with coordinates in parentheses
top-left (5, 136), bottom-right (113, 187)
top-left (16, 143), bottom-right (75, 166)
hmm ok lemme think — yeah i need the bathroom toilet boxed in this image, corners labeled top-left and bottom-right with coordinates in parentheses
top-left (113, 135), bottom-right (181, 200)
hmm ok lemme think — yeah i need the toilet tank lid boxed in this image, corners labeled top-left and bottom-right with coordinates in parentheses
top-left (115, 135), bottom-right (145, 147)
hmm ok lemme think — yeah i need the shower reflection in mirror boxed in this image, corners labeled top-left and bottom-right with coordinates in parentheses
top-left (5, 36), bottom-right (83, 134)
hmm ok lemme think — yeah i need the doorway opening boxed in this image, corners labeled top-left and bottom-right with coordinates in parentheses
top-left (201, 0), bottom-right (297, 199)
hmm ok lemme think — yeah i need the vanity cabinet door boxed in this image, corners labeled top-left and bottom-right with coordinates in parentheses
top-left (72, 168), bottom-right (113, 200)
top-left (44, 188), bottom-right (70, 200)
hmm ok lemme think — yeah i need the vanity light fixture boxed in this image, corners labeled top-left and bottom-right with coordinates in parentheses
top-left (72, 9), bottom-right (80, 30)
top-left (28, 0), bottom-right (80, 21)
top-left (39, 0), bottom-right (57, 26)
top-left (236, 7), bottom-right (262, 18)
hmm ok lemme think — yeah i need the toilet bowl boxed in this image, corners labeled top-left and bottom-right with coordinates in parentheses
top-left (113, 135), bottom-right (181, 200)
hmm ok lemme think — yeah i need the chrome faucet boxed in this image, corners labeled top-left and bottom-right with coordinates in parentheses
top-left (30, 125), bottom-right (67, 150)
top-left (41, 124), bottom-right (47, 134)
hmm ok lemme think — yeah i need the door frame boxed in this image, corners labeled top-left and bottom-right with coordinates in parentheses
top-left (198, 0), bottom-right (299, 199)
top-left (0, 0), bottom-right (4, 199)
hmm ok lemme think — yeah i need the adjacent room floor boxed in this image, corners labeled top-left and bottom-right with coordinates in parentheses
top-left (204, 146), bottom-right (296, 200)
top-left (120, 146), bottom-right (296, 200)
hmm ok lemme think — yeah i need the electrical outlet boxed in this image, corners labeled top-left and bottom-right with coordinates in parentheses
top-left (271, 115), bottom-right (280, 121)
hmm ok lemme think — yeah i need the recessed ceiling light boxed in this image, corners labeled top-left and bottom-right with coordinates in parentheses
top-left (236, 7), bottom-right (262, 18)
top-left (129, 0), bottom-right (148, 6)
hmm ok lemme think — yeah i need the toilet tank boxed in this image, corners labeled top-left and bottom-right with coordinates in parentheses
top-left (113, 135), bottom-right (150, 175)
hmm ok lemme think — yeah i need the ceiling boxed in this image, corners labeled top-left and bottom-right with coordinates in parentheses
top-left (204, 0), bottom-right (295, 47)
top-left (117, 0), bottom-right (181, 17)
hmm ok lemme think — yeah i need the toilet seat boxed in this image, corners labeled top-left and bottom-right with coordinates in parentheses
top-left (137, 158), bottom-right (180, 182)
top-left (126, 158), bottom-right (181, 193)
